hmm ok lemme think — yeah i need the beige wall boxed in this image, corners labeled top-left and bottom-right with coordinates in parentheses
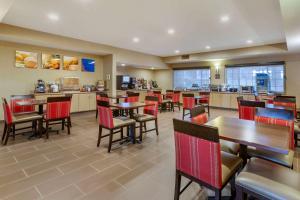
top-left (153, 69), bottom-right (173, 90)
top-left (117, 67), bottom-right (154, 81)
top-left (0, 41), bottom-right (103, 120)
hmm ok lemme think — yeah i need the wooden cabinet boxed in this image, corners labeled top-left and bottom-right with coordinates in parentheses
top-left (89, 93), bottom-right (96, 111)
top-left (71, 94), bottom-right (79, 113)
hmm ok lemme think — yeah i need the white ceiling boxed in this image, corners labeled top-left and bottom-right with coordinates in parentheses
top-left (2, 0), bottom-right (286, 56)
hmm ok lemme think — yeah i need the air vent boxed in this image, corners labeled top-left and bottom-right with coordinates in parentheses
top-left (181, 54), bottom-right (190, 60)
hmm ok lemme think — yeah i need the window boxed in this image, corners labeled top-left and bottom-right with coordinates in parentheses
top-left (173, 68), bottom-right (210, 89)
top-left (225, 63), bottom-right (285, 93)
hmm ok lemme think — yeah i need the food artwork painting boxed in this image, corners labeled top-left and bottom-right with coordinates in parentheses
top-left (42, 54), bottom-right (61, 70)
top-left (81, 58), bottom-right (95, 72)
top-left (15, 50), bottom-right (38, 69)
top-left (63, 56), bottom-right (80, 71)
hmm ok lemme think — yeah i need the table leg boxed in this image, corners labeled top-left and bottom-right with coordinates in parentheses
top-left (38, 104), bottom-right (43, 115)
top-left (239, 144), bottom-right (248, 166)
top-left (116, 98), bottom-right (120, 104)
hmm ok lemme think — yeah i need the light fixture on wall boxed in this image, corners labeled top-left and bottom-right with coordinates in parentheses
top-left (215, 63), bottom-right (220, 79)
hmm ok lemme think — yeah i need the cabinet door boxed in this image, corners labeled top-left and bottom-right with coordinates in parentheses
top-left (78, 94), bottom-right (90, 112)
top-left (71, 94), bottom-right (79, 113)
top-left (230, 94), bottom-right (239, 109)
top-left (89, 93), bottom-right (96, 111)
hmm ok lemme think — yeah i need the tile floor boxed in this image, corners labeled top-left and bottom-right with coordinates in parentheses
top-left (0, 108), bottom-right (299, 200)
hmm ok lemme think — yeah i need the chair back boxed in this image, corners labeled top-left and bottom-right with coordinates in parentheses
top-left (255, 114), bottom-right (294, 150)
top-left (199, 92), bottom-right (210, 104)
top-left (2, 98), bottom-right (13, 125)
top-left (97, 100), bottom-right (114, 129)
top-left (239, 100), bottom-right (265, 120)
top-left (173, 119), bottom-right (222, 189)
top-left (153, 91), bottom-right (163, 103)
top-left (147, 90), bottom-right (154, 96)
top-left (171, 91), bottom-right (181, 103)
top-left (46, 96), bottom-right (71, 120)
top-left (166, 90), bottom-right (174, 99)
top-left (125, 92), bottom-right (139, 103)
top-left (144, 96), bottom-right (159, 117)
top-left (182, 93), bottom-right (195, 109)
top-left (190, 106), bottom-right (208, 125)
top-left (274, 97), bottom-right (296, 117)
top-left (96, 92), bottom-right (109, 102)
top-left (10, 94), bottom-right (35, 114)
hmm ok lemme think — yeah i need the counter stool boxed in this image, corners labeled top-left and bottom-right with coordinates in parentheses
top-left (236, 158), bottom-right (300, 200)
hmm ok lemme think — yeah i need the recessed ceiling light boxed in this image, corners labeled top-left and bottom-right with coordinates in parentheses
top-left (247, 40), bottom-right (253, 44)
top-left (121, 63), bottom-right (126, 67)
top-left (151, 67), bottom-right (154, 70)
top-left (205, 46), bottom-right (211, 50)
top-left (175, 50), bottom-right (180, 54)
top-left (47, 13), bottom-right (59, 21)
top-left (132, 37), bottom-right (140, 43)
top-left (167, 29), bottom-right (175, 35)
top-left (220, 15), bottom-right (230, 23)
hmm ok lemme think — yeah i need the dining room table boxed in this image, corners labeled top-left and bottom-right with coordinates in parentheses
top-left (110, 102), bottom-right (155, 143)
top-left (205, 116), bottom-right (290, 165)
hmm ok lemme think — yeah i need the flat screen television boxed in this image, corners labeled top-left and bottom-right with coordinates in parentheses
top-left (122, 76), bottom-right (130, 83)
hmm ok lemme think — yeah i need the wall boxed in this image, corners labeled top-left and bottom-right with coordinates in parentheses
top-left (116, 67), bottom-right (154, 81)
top-left (153, 69), bottom-right (173, 90)
top-left (0, 41), bottom-right (103, 120)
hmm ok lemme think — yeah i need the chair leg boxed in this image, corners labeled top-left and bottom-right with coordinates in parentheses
top-left (12, 125), bottom-right (16, 140)
top-left (108, 129), bottom-right (113, 153)
top-left (214, 189), bottom-right (221, 200)
top-left (236, 185), bottom-right (246, 200)
top-left (207, 105), bottom-right (210, 117)
top-left (45, 121), bottom-right (49, 139)
top-left (67, 117), bottom-right (71, 135)
top-left (62, 119), bottom-right (65, 131)
top-left (178, 102), bottom-right (180, 111)
top-left (182, 108), bottom-right (185, 120)
top-left (33, 121), bottom-right (37, 135)
top-left (4, 125), bottom-right (11, 145)
top-left (155, 119), bottom-right (159, 135)
top-left (144, 122), bottom-right (147, 131)
top-left (96, 109), bottom-right (98, 119)
top-left (121, 127), bottom-right (124, 140)
top-left (38, 119), bottom-right (43, 138)
top-left (97, 125), bottom-right (102, 147)
top-left (174, 170), bottom-right (181, 200)
top-left (2, 123), bottom-right (7, 142)
top-left (230, 177), bottom-right (236, 197)
top-left (132, 124), bottom-right (136, 144)
top-left (139, 122), bottom-right (143, 141)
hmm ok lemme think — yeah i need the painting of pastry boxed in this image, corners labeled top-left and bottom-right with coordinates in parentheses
top-left (15, 50), bottom-right (38, 68)
top-left (63, 56), bottom-right (80, 71)
top-left (42, 54), bottom-right (61, 70)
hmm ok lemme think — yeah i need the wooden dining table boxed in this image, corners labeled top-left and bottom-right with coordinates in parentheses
top-left (107, 95), bottom-right (128, 103)
top-left (205, 116), bottom-right (290, 165)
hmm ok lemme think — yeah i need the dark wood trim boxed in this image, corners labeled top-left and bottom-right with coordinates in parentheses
top-left (225, 61), bottom-right (285, 68)
top-left (173, 66), bottom-right (210, 70)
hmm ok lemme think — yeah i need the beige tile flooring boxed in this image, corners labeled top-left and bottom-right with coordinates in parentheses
top-left (0, 108), bottom-right (299, 200)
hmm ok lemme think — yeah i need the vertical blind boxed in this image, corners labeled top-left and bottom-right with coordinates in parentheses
top-left (173, 68), bottom-right (210, 89)
top-left (225, 62), bottom-right (285, 92)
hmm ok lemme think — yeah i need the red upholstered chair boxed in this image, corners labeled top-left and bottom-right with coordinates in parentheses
top-left (239, 100), bottom-right (265, 121)
top-left (2, 98), bottom-right (42, 145)
top-left (97, 100), bottom-right (136, 152)
top-left (125, 92), bottom-right (140, 114)
top-left (165, 90), bottom-right (174, 99)
top-left (10, 95), bottom-right (35, 114)
top-left (96, 92), bottom-right (110, 118)
top-left (274, 96), bottom-right (297, 118)
top-left (134, 96), bottom-right (159, 141)
top-left (153, 91), bottom-right (171, 112)
top-left (247, 114), bottom-right (295, 168)
top-left (170, 91), bottom-right (181, 111)
top-left (190, 106), bottom-right (240, 155)
top-left (198, 91), bottom-right (210, 116)
top-left (44, 96), bottom-right (72, 139)
top-left (173, 119), bottom-right (242, 200)
top-left (182, 93), bottom-right (195, 119)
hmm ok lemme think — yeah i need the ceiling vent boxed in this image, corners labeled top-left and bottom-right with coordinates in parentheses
top-left (181, 54), bottom-right (190, 60)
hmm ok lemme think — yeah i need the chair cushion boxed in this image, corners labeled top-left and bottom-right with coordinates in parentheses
top-left (113, 117), bottom-right (135, 128)
top-left (236, 158), bottom-right (300, 200)
top-left (134, 114), bottom-right (156, 122)
top-left (221, 151), bottom-right (243, 185)
top-left (221, 140), bottom-right (240, 155)
top-left (13, 113), bottom-right (43, 123)
top-left (247, 148), bottom-right (294, 168)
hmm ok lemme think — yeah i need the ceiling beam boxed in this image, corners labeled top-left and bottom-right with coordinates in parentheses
top-left (0, 0), bottom-right (14, 22)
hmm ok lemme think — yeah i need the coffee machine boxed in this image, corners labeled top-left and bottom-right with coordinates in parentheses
top-left (35, 79), bottom-right (46, 93)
